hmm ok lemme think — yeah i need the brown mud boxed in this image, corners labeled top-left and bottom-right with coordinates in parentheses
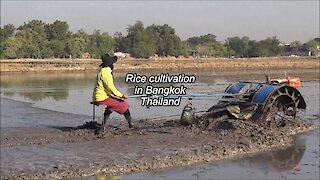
top-left (1, 67), bottom-right (319, 179)
top-left (1, 111), bottom-right (318, 179)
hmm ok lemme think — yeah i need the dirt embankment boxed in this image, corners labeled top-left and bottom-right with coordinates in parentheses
top-left (0, 57), bottom-right (319, 73)
top-left (1, 116), bottom-right (318, 179)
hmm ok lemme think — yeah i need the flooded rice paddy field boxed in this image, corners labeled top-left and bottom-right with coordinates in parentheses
top-left (122, 130), bottom-right (320, 180)
top-left (0, 68), bottom-right (319, 179)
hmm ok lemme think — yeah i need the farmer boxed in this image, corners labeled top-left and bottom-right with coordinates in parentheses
top-left (92, 54), bottom-right (134, 135)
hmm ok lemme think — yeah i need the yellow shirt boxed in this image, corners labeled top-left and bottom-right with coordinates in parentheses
top-left (92, 67), bottom-right (123, 102)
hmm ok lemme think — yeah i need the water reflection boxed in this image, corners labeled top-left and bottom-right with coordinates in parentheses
top-left (236, 137), bottom-right (306, 172)
top-left (0, 72), bottom-right (184, 102)
top-left (122, 134), bottom-right (309, 180)
top-left (1, 70), bottom-right (316, 102)
top-left (1, 70), bottom-right (318, 119)
top-left (1, 73), bottom-right (95, 102)
top-left (3, 91), bottom-right (68, 101)
top-left (0, 70), bottom-right (318, 180)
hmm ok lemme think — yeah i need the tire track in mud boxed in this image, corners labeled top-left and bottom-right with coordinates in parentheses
top-left (1, 116), bottom-right (318, 179)
top-left (0, 118), bottom-right (176, 147)
top-left (1, 98), bottom-right (319, 179)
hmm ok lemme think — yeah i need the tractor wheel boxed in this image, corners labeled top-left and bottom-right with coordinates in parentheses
top-left (263, 87), bottom-right (299, 127)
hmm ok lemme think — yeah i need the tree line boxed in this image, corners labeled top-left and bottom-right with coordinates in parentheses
top-left (0, 20), bottom-right (319, 59)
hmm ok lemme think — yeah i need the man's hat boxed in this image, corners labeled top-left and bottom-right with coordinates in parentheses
top-left (99, 54), bottom-right (118, 67)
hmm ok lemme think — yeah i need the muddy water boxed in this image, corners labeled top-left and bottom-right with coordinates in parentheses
top-left (1, 69), bottom-right (319, 179)
top-left (1, 69), bottom-right (319, 123)
top-left (121, 130), bottom-right (319, 180)
top-left (0, 71), bottom-right (246, 126)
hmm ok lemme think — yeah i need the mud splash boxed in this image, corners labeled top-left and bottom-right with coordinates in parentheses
top-left (1, 108), bottom-right (317, 179)
top-left (1, 70), bottom-right (319, 179)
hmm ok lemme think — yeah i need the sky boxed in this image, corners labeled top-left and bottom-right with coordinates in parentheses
top-left (1, 0), bottom-right (319, 42)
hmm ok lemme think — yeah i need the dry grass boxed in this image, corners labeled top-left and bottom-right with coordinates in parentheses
top-left (0, 57), bottom-right (319, 73)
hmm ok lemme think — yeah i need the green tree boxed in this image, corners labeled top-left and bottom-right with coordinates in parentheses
top-left (0, 24), bottom-right (15, 38)
top-left (42, 20), bottom-right (71, 58)
top-left (124, 21), bottom-right (156, 58)
top-left (114, 32), bottom-right (127, 52)
top-left (86, 30), bottom-right (114, 58)
top-left (40, 46), bottom-right (54, 58)
top-left (146, 24), bottom-right (185, 57)
top-left (18, 20), bottom-right (46, 35)
top-left (187, 34), bottom-right (217, 46)
top-left (45, 20), bottom-right (70, 41)
top-left (247, 40), bottom-right (259, 57)
top-left (66, 29), bottom-right (88, 58)
top-left (14, 30), bottom-right (39, 58)
top-left (257, 37), bottom-right (280, 57)
top-left (3, 37), bottom-right (22, 58)
top-left (16, 20), bottom-right (50, 58)
top-left (209, 42), bottom-right (228, 57)
top-left (48, 39), bottom-right (66, 58)
top-left (186, 34), bottom-right (226, 57)
top-left (226, 36), bottom-right (249, 57)
top-left (306, 38), bottom-right (320, 56)
top-left (0, 24), bottom-right (16, 58)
